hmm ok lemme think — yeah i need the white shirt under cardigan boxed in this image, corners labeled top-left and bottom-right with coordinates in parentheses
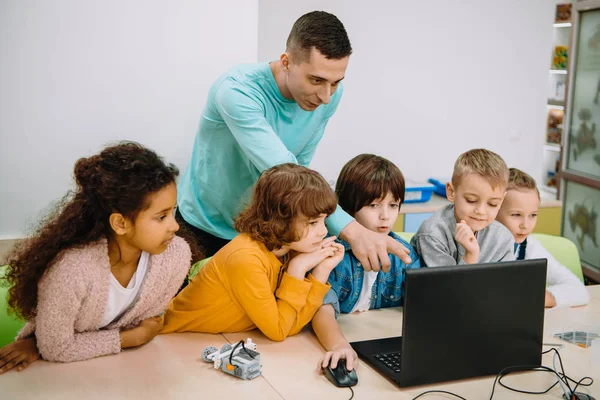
top-left (99, 251), bottom-right (150, 328)
top-left (519, 235), bottom-right (589, 307)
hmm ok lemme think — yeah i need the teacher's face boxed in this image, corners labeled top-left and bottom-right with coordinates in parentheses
top-left (283, 48), bottom-right (348, 111)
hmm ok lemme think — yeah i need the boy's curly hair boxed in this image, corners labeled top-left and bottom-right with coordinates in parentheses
top-left (234, 163), bottom-right (337, 251)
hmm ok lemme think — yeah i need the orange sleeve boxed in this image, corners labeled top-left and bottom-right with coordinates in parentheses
top-left (226, 250), bottom-right (322, 341)
top-left (287, 273), bottom-right (331, 336)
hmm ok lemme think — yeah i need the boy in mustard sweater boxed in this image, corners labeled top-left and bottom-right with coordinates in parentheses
top-left (162, 164), bottom-right (344, 341)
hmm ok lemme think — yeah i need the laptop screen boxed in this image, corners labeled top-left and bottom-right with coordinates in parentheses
top-left (399, 259), bottom-right (547, 387)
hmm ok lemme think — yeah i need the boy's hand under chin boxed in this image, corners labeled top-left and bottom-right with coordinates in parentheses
top-left (311, 243), bottom-right (345, 282)
top-left (455, 220), bottom-right (480, 264)
top-left (286, 237), bottom-right (338, 280)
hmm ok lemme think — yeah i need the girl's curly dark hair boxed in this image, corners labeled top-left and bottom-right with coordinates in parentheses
top-left (234, 163), bottom-right (337, 251)
top-left (3, 141), bottom-right (202, 320)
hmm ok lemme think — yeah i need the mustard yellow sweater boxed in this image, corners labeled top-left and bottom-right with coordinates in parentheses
top-left (161, 234), bottom-right (330, 341)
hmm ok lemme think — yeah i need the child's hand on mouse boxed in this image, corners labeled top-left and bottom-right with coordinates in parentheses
top-left (317, 343), bottom-right (358, 373)
top-left (455, 220), bottom-right (480, 264)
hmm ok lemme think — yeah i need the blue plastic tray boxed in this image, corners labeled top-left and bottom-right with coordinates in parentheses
top-left (405, 181), bottom-right (435, 203)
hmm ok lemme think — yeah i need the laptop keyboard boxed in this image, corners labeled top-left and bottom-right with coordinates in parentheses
top-left (374, 352), bottom-right (402, 373)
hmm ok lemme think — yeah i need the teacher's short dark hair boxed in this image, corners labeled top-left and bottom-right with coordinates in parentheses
top-left (286, 11), bottom-right (352, 63)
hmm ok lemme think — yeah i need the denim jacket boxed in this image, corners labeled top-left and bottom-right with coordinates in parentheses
top-left (323, 232), bottom-right (422, 317)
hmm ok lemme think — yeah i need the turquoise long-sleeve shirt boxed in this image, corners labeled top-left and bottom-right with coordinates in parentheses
top-left (178, 62), bottom-right (353, 240)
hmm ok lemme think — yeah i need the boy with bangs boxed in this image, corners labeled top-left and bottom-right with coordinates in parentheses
top-left (313, 154), bottom-right (422, 371)
top-left (496, 168), bottom-right (589, 308)
top-left (411, 149), bottom-right (515, 267)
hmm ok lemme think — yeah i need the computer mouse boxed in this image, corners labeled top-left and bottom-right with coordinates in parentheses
top-left (322, 362), bottom-right (358, 387)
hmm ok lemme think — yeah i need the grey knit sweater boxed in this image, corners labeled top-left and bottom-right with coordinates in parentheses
top-left (411, 204), bottom-right (515, 267)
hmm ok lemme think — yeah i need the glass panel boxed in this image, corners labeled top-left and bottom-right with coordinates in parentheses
top-left (562, 180), bottom-right (600, 270)
top-left (565, 9), bottom-right (600, 178)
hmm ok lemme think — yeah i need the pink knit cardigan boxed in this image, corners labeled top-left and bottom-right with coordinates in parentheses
top-left (17, 236), bottom-right (191, 362)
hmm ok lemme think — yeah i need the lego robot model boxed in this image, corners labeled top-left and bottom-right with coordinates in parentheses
top-left (202, 339), bottom-right (262, 380)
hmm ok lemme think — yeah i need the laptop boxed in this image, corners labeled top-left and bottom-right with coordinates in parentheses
top-left (350, 259), bottom-right (547, 387)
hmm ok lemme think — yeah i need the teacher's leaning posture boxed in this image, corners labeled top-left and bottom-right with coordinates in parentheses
top-left (177, 10), bottom-right (411, 270)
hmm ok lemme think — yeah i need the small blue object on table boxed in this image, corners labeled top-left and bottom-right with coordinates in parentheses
top-left (427, 177), bottom-right (450, 198)
top-left (404, 181), bottom-right (435, 203)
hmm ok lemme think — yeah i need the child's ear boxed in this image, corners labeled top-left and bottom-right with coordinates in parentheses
top-left (446, 182), bottom-right (456, 202)
top-left (109, 212), bottom-right (129, 236)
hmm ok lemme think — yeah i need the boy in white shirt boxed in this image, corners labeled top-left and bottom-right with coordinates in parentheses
top-left (496, 168), bottom-right (589, 308)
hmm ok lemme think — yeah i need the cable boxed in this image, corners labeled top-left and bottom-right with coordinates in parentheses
top-left (497, 365), bottom-right (563, 394)
top-left (570, 376), bottom-right (595, 399)
top-left (412, 390), bottom-right (467, 400)
top-left (241, 341), bottom-right (255, 358)
top-left (489, 365), bottom-right (546, 400)
top-left (549, 347), bottom-right (593, 399)
top-left (229, 340), bottom-right (243, 366)
top-left (411, 347), bottom-right (593, 400)
top-left (348, 386), bottom-right (354, 400)
top-left (228, 340), bottom-right (256, 367)
top-left (550, 347), bottom-right (574, 395)
top-left (488, 347), bottom-right (593, 399)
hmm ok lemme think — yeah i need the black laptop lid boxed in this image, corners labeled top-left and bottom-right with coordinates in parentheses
top-left (399, 259), bottom-right (547, 387)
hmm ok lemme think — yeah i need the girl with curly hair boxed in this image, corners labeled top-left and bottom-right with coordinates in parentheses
top-left (0, 142), bottom-right (200, 372)
top-left (161, 163), bottom-right (344, 341)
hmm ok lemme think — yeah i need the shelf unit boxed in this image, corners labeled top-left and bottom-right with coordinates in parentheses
top-left (542, 3), bottom-right (573, 197)
top-left (544, 143), bottom-right (561, 152)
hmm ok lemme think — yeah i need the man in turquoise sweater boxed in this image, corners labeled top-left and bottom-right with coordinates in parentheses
top-left (177, 11), bottom-right (410, 269)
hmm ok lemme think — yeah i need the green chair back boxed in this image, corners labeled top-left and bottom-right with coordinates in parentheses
top-left (0, 265), bottom-right (26, 347)
top-left (188, 257), bottom-right (212, 281)
top-left (531, 233), bottom-right (584, 282)
top-left (395, 232), bottom-right (415, 242)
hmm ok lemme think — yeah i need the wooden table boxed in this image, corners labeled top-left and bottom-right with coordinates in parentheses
top-left (3, 286), bottom-right (599, 399)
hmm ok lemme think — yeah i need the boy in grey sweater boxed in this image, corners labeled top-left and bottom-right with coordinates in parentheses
top-left (411, 149), bottom-right (515, 266)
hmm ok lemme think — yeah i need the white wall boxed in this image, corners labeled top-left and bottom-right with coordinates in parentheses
top-left (258, 0), bottom-right (555, 188)
top-left (0, 0), bottom-right (558, 239)
top-left (0, 0), bottom-right (258, 239)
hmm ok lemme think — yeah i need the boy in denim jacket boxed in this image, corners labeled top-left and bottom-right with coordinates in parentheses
top-left (313, 154), bottom-right (421, 372)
